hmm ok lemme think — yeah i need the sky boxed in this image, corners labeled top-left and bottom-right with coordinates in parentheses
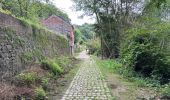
top-left (53, 0), bottom-right (95, 25)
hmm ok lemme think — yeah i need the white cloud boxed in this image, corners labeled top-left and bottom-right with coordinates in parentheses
top-left (53, 0), bottom-right (95, 25)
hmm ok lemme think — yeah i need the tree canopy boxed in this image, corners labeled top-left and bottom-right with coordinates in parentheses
top-left (74, 23), bottom-right (95, 45)
top-left (72, 0), bottom-right (170, 84)
top-left (0, 0), bottom-right (70, 22)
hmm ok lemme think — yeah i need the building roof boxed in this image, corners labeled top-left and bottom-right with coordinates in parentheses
top-left (45, 15), bottom-right (71, 25)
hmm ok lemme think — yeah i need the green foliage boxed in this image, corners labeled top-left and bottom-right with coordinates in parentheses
top-left (16, 72), bottom-right (37, 86)
top-left (0, 0), bottom-right (70, 25)
top-left (75, 24), bottom-right (95, 42)
top-left (40, 3), bottom-right (69, 21)
top-left (55, 56), bottom-right (71, 67)
top-left (144, 0), bottom-right (167, 10)
top-left (4, 27), bottom-right (14, 39)
top-left (50, 62), bottom-right (63, 75)
top-left (0, 8), bottom-right (11, 14)
top-left (18, 17), bottom-right (43, 29)
top-left (42, 78), bottom-right (49, 86)
top-left (73, 0), bottom-right (170, 96)
top-left (95, 57), bottom-right (132, 78)
top-left (15, 36), bottom-right (25, 46)
top-left (74, 28), bottom-right (82, 44)
top-left (161, 83), bottom-right (170, 98)
top-left (100, 59), bottom-right (122, 72)
top-left (41, 59), bottom-right (64, 75)
top-left (35, 86), bottom-right (46, 100)
top-left (18, 17), bottom-right (32, 27)
top-left (32, 49), bottom-right (45, 62)
top-left (95, 57), bottom-right (161, 88)
top-left (35, 32), bottom-right (50, 46)
top-left (94, 56), bottom-right (122, 77)
top-left (41, 77), bottom-right (49, 90)
top-left (87, 38), bottom-right (101, 55)
top-left (17, 73), bottom-right (36, 82)
top-left (74, 23), bottom-right (95, 47)
top-left (21, 52), bottom-right (34, 62)
top-left (129, 77), bottom-right (161, 88)
top-left (72, 0), bottom-right (129, 58)
top-left (75, 45), bottom-right (86, 53)
top-left (121, 21), bottom-right (170, 84)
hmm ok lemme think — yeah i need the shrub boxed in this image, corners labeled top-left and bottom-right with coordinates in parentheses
top-left (42, 78), bottom-right (49, 86)
top-left (121, 27), bottom-right (170, 84)
top-left (35, 87), bottom-right (46, 100)
top-left (87, 38), bottom-right (101, 55)
top-left (16, 72), bottom-right (37, 86)
top-left (41, 59), bottom-right (64, 75)
top-left (21, 52), bottom-right (33, 62)
top-left (129, 77), bottom-right (161, 87)
top-left (41, 78), bottom-right (49, 90)
top-left (55, 56), bottom-right (71, 66)
top-left (50, 62), bottom-right (63, 75)
top-left (75, 44), bottom-right (86, 53)
top-left (161, 84), bottom-right (170, 99)
top-left (95, 56), bottom-right (161, 88)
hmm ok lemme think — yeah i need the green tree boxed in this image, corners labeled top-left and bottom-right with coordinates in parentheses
top-left (74, 28), bottom-right (82, 44)
top-left (0, 0), bottom-right (70, 22)
top-left (72, 0), bottom-right (139, 58)
top-left (76, 23), bottom-right (95, 40)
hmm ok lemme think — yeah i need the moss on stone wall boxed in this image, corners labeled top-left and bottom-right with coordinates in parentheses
top-left (0, 12), bottom-right (69, 82)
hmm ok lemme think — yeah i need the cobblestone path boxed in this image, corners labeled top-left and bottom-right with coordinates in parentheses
top-left (61, 53), bottom-right (112, 100)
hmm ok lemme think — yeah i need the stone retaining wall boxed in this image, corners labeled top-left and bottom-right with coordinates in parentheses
top-left (0, 12), bottom-right (69, 83)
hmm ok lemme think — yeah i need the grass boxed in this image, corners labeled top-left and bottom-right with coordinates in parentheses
top-left (16, 72), bottom-right (37, 87)
top-left (93, 56), bottom-right (119, 99)
top-left (17, 17), bottom-right (44, 29)
top-left (93, 57), bottom-right (163, 100)
top-left (55, 56), bottom-right (71, 67)
top-left (161, 83), bottom-right (170, 97)
top-left (94, 56), bottom-right (122, 76)
top-left (41, 59), bottom-right (64, 76)
top-left (94, 56), bottom-right (161, 88)
top-left (14, 56), bottom-right (79, 99)
top-left (16, 72), bottom-right (37, 82)
top-left (94, 56), bottom-right (170, 99)
top-left (35, 86), bottom-right (46, 100)
top-left (0, 8), bottom-right (11, 15)
top-left (0, 8), bottom-right (43, 30)
top-left (47, 59), bottom-right (81, 100)
top-left (41, 77), bottom-right (49, 90)
top-left (95, 55), bottom-right (160, 87)
top-left (21, 52), bottom-right (34, 62)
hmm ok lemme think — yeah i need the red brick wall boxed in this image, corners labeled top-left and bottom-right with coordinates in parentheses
top-left (42, 15), bottom-right (74, 47)
top-left (42, 15), bottom-right (72, 36)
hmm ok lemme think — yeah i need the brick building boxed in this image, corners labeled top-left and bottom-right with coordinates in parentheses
top-left (42, 15), bottom-right (74, 55)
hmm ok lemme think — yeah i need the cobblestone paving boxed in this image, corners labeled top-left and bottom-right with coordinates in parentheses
top-left (61, 57), bottom-right (112, 100)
